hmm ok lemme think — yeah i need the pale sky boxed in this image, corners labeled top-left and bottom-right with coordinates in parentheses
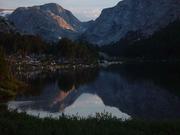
top-left (0, 0), bottom-right (121, 21)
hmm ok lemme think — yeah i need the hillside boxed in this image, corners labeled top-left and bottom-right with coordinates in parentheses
top-left (101, 20), bottom-right (180, 60)
top-left (84, 0), bottom-right (180, 45)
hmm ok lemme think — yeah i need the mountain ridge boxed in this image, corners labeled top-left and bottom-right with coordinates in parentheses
top-left (6, 1), bottom-right (180, 45)
top-left (84, 0), bottom-right (180, 45)
top-left (8, 3), bottom-right (89, 42)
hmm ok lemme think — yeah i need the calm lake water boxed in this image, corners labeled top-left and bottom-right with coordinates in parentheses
top-left (8, 63), bottom-right (180, 120)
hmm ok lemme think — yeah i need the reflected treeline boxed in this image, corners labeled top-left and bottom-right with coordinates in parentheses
top-left (105, 63), bottom-right (180, 96)
top-left (15, 71), bottom-right (58, 97)
top-left (18, 68), bottom-right (99, 96)
top-left (58, 73), bottom-right (75, 92)
top-left (58, 68), bottom-right (99, 92)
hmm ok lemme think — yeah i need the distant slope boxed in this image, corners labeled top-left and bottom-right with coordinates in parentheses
top-left (84, 0), bottom-right (180, 45)
top-left (8, 3), bottom-right (88, 42)
top-left (0, 9), bottom-right (13, 17)
top-left (101, 20), bottom-right (180, 60)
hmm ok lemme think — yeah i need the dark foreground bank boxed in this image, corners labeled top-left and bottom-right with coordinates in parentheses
top-left (0, 110), bottom-right (180, 135)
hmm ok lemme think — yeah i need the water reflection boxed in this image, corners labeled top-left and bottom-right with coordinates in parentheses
top-left (8, 64), bottom-right (180, 120)
top-left (8, 93), bottom-right (130, 119)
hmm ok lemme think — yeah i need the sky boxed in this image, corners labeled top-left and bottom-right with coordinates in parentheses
top-left (0, 0), bottom-right (120, 21)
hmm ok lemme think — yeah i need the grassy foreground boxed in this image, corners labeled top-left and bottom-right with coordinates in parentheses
top-left (0, 110), bottom-right (180, 135)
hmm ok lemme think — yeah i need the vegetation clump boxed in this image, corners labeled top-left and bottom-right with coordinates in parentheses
top-left (0, 32), bottom-right (98, 64)
top-left (0, 48), bottom-right (24, 101)
top-left (0, 110), bottom-right (180, 135)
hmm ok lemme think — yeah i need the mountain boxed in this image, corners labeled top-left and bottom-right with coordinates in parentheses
top-left (8, 3), bottom-right (88, 42)
top-left (0, 9), bottom-right (13, 17)
top-left (84, 0), bottom-right (180, 45)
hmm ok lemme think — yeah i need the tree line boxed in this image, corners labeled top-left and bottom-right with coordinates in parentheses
top-left (101, 20), bottom-right (180, 60)
top-left (0, 32), bottom-right (98, 64)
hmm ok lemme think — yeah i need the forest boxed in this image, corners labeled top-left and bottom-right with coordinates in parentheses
top-left (101, 20), bottom-right (180, 60)
top-left (0, 32), bottom-right (98, 64)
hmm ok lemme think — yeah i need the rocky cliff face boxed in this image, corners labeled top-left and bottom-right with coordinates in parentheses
top-left (8, 3), bottom-right (87, 42)
top-left (84, 0), bottom-right (180, 45)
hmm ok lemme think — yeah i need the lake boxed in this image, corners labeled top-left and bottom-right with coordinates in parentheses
top-left (8, 63), bottom-right (180, 120)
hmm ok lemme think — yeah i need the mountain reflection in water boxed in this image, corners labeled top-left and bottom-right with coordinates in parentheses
top-left (8, 64), bottom-right (180, 120)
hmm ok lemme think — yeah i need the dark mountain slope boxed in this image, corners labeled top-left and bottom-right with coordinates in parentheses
top-left (84, 0), bottom-right (180, 45)
top-left (101, 20), bottom-right (180, 60)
